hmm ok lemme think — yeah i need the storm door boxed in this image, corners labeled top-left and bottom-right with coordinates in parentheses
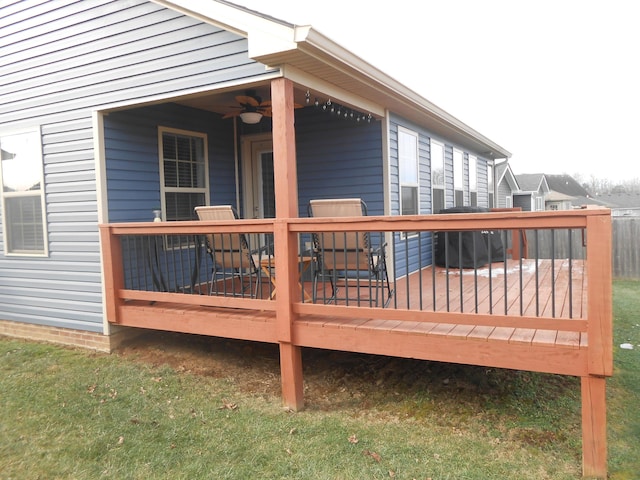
top-left (242, 135), bottom-right (274, 249)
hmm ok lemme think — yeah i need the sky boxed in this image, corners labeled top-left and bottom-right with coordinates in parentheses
top-left (233, 0), bottom-right (639, 184)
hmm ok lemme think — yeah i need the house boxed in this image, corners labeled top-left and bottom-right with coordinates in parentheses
top-left (594, 192), bottom-right (640, 216)
top-left (514, 173), bottom-right (549, 211)
top-left (544, 174), bottom-right (601, 210)
top-left (492, 161), bottom-right (519, 208)
top-left (0, 0), bottom-right (510, 349)
top-left (0, 2), bottom-right (613, 476)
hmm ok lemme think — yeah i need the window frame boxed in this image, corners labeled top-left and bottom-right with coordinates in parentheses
top-left (0, 126), bottom-right (48, 257)
top-left (453, 149), bottom-right (464, 207)
top-left (469, 155), bottom-right (477, 206)
top-left (158, 126), bottom-right (209, 222)
top-left (398, 126), bottom-right (420, 217)
top-left (505, 195), bottom-right (513, 208)
top-left (430, 139), bottom-right (445, 214)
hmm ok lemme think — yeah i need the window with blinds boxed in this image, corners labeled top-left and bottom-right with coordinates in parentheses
top-left (159, 127), bottom-right (209, 222)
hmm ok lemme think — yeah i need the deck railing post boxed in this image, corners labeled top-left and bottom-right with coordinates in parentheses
top-left (271, 77), bottom-right (304, 411)
top-left (585, 211), bottom-right (613, 377)
top-left (581, 209), bottom-right (613, 478)
top-left (99, 225), bottom-right (124, 325)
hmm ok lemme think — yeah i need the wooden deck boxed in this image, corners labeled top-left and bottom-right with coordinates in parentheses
top-left (100, 207), bottom-right (612, 478)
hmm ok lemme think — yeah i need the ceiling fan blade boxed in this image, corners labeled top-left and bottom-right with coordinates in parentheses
top-left (222, 110), bottom-right (241, 119)
top-left (235, 95), bottom-right (260, 107)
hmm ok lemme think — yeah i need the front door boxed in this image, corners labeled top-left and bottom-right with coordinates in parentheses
top-left (242, 134), bottom-right (274, 220)
top-left (242, 134), bottom-right (274, 252)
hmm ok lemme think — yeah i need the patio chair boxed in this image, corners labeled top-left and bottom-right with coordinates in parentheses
top-left (308, 198), bottom-right (393, 307)
top-left (195, 205), bottom-right (267, 297)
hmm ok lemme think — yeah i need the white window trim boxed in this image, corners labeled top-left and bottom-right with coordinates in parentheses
top-left (453, 149), bottom-right (465, 206)
top-left (0, 126), bottom-right (48, 257)
top-left (398, 126), bottom-right (419, 216)
top-left (158, 126), bottom-right (210, 221)
top-left (430, 139), bottom-right (445, 213)
top-left (469, 155), bottom-right (477, 192)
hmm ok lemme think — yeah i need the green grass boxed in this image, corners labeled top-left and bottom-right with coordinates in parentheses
top-left (607, 280), bottom-right (640, 479)
top-left (1, 280), bottom-right (638, 479)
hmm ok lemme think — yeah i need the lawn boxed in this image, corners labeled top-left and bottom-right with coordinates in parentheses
top-left (1, 280), bottom-right (638, 479)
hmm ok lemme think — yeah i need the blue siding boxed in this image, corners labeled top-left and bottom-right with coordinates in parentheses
top-left (0, 0), bottom-right (275, 332)
top-left (296, 107), bottom-right (385, 215)
top-left (104, 104), bottom-right (236, 222)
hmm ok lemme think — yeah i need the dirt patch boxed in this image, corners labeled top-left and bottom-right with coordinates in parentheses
top-left (114, 329), bottom-right (530, 413)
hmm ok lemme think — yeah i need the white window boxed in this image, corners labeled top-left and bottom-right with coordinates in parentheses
top-left (469, 155), bottom-right (477, 206)
top-left (453, 149), bottom-right (464, 206)
top-left (505, 195), bottom-right (512, 208)
top-left (398, 127), bottom-right (419, 216)
top-left (159, 127), bottom-right (209, 222)
top-left (431, 140), bottom-right (445, 213)
top-left (487, 163), bottom-right (494, 208)
top-left (0, 127), bottom-right (48, 256)
top-left (535, 196), bottom-right (544, 211)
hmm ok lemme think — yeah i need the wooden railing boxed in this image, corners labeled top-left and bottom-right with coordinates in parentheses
top-left (100, 207), bottom-right (612, 373)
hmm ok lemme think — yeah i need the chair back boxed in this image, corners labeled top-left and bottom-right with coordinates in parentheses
top-left (195, 205), bottom-right (254, 270)
top-left (309, 198), bottom-right (370, 271)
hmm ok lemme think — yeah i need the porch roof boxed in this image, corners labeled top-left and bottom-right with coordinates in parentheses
top-left (152, 0), bottom-right (511, 160)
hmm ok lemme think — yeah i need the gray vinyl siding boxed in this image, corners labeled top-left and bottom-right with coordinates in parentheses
top-left (476, 158), bottom-right (489, 207)
top-left (498, 180), bottom-right (516, 209)
top-left (387, 114), bottom-right (493, 276)
top-left (388, 114), bottom-right (432, 277)
top-left (0, 0), bottom-right (276, 332)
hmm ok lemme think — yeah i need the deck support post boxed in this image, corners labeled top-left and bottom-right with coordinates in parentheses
top-left (279, 342), bottom-right (304, 411)
top-left (271, 77), bottom-right (304, 410)
top-left (581, 375), bottom-right (607, 479)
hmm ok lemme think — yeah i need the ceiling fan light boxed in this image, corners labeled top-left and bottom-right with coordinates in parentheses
top-left (239, 111), bottom-right (262, 124)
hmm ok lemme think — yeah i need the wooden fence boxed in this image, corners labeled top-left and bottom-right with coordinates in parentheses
top-left (611, 216), bottom-right (640, 279)
top-left (523, 216), bottom-right (638, 279)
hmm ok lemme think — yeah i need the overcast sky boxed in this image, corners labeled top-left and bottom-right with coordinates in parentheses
top-left (233, 0), bottom-right (639, 184)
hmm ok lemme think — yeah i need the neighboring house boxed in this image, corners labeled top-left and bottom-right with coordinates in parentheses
top-left (544, 190), bottom-right (575, 211)
top-left (493, 161), bottom-right (519, 208)
top-left (514, 173), bottom-right (549, 211)
top-left (544, 174), bottom-right (601, 209)
top-left (0, 0), bottom-right (510, 349)
top-left (595, 192), bottom-right (640, 216)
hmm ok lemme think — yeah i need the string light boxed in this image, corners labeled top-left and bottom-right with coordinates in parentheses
top-left (304, 90), bottom-right (374, 125)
